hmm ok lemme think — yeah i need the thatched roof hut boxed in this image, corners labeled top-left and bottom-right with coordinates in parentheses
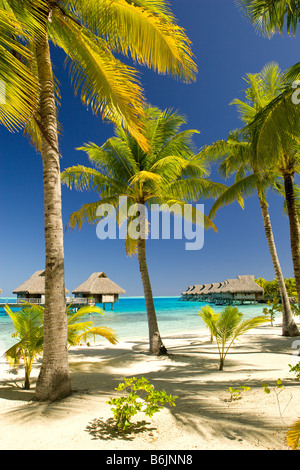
top-left (13, 270), bottom-right (69, 302)
top-left (214, 275), bottom-right (264, 303)
top-left (72, 272), bottom-right (125, 305)
top-left (217, 275), bottom-right (263, 294)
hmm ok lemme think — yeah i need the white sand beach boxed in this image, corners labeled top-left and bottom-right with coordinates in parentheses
top-left (0, 324), bottom-right (299, 451)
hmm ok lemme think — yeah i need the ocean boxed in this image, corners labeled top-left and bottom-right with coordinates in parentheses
top-left (0, 296), bottom-right (270, 354)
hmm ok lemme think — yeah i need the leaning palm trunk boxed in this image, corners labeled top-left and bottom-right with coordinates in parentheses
top-left (283, 173), bottom-right (300, 312)
top-left (34, 30), bottom-right (71, 401)
top-left (137, 221), bottom-right (167, 356)
top-left (258, 194), bottom-right (299, 337)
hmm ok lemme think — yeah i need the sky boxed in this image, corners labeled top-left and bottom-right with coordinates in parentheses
top-left (1, 0), bottom-right (300, 297)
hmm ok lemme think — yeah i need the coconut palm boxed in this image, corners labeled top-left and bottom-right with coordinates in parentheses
top-left (62, 106), bottom-right (225, 355)
top-left (203, 63), bottom-right (300, 336)
top-left (199, 305), bottom-right (268, 370)
top-left (1, 1), bottom-right (197, 400)
top-left (241, 71), bottom-right (300, 312)
top-left (238, 0), bottom-right (300, 37)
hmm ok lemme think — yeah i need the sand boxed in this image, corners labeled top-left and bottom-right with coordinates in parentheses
top-left (0, 324), bottom-right (299, 451)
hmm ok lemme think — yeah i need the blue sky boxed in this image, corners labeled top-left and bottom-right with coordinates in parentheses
top-left (1, 0), bottom-right (299, 297)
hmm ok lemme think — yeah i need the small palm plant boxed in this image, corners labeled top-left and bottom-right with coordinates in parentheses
top-left (66, 304), bottom-right (118, 348)
top-left (4, 303), bottom-right (117, 389)
top-left (4, 304), bottom-right (44, 390)
top-left (199, 305), bottom-right (268, 370)
top-left (198, 305), bottom-right (220, 343)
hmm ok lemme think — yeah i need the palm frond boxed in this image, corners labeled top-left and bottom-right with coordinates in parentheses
top-left (286, 417), bottom-right (300, 450)
top-left (65, 0), bottom-right (197, 83)
top-left (50, 10), bottom-right (148, 150)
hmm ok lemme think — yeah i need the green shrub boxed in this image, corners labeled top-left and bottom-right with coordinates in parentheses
top-left (107, 377), bottom-right (177, 431)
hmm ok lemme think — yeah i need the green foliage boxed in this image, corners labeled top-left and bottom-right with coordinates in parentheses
top-left (199, 305), bottom-right (269, 370)
top-left (262, 379), bottom-right (290, 426)
top-left (288, 362), bottom-right (300, 381)
top-left (4, 304), bottom-right (44, 390)
top-left (198, 305), bottom-right (220, 342)
top-left (4, 303), bottom-right (117, 389)
top-left (226, 384), bottom-right (251, 401)
top-left (255, 277), bottom-right (297, 299)
top-left (262, 379), bottom-right (284, 395)
top-left (62, 106), bottom-right (226, 251)
top-left (107, 377), bottom-right (177, 432)
top-left (262, 297), bottom-right (282, 326)
top-left (66, 304), bottom-right (118, 348)
top-left (286, 418), bottom-right (300, 450)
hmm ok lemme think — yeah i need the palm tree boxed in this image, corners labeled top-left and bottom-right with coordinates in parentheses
top-left (1, 1), bottom-right (197, 400)
top-left (4, 303), bottom-right (117, 389)
top-left (198, 305), bottom-right (220, 343)
top-left (4, 304), bottom-right (44, 390)
top-left (62, 106), bottom-right (225, 355)
top-left (204, 63), bottom-right (300, 336)
top-left (238, 0), bottom-right (300, 37)
top-left (199, 305), bottom-right (268, 370)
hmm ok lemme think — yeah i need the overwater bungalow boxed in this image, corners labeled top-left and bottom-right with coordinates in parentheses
top-left (72, 272), bottom-right (125, 309)
top-left (181, 275), bottom-right (264, 305)
top-left (13, 270), bottom-right (69, 304)
top-left (213, 275), bottom-right (264, 305)
top-left (181, 286), bottom-right (194, 300)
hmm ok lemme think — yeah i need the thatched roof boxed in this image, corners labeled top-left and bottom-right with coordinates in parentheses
top-left (181, 286), bottom-right (193, 295)
top-left (189, 285), bottom-right (204, 295)
top-left (200, 283), bottom-right (222, 295)
top-left (217, 275), bottom-right (263, 294)
top-left (72, 272), bottom-right (125, 295)
top-left (13, 270), bottom-right (69, 295)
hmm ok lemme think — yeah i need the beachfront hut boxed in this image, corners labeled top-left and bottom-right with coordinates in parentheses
top-left (213, 275), bottom-right (264, 305)
top-left (13, 270), bottom-right (69, 304)
top-left (72, 272), bottom-right (125, 308)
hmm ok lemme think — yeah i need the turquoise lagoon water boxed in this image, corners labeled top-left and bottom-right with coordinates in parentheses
top-left (0, 296), bottom-right (270, 354)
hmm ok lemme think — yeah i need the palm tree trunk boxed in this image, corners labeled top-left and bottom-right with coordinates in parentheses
top-left (258, 194), bottom-right (299, 336)
top-left (137, 236), bottom-right (167, 355)
top-left (34, 29), bottom-right (72, 401)
top-left (283, 173), bottom-right (300, 309)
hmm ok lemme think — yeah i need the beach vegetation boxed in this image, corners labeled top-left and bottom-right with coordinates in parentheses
top-left (286, 418), bottom-right (300, 450)
top-left (1, 0), bottom-right (197, 402)
top-left (262, 379), bottom-right (292, 426)
top-left (107, 377), bottom-right (177, 432)
top-left (62, 105), bottom-right (224, 356)
top-left (4, 303), bottom-right (117, 389)
top-left (199, 305), bottom-right (269, 370)
top-left (226, 384), bottom-right (251, 401)
top-left (262, 298), bottom-right (282, 327)
top-left (289, 361), bottom-right (300, 381)
top-left (198, 305), bottom-right (220, 342)
top-left (203, 63), bottom-right (300, 337)
top-left (4, 304), bottom-right (44, 390)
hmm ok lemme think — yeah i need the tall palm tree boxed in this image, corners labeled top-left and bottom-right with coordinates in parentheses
top-left (62, 106), bottom-right (224, 355)
top-left (203, 63), bottom-right (300, 336)
top-left (1, 1), bottom-right (197, 400)
top-left (238, 0), bottom-right (300, 318)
